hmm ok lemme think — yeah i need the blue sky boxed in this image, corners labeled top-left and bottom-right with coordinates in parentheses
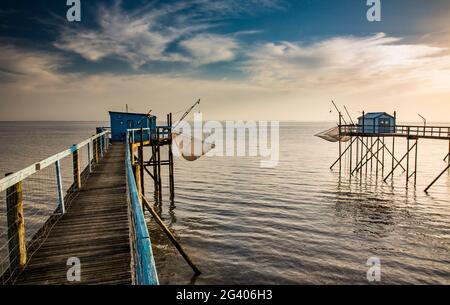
top-left (1, 0), bottom-right (450, 121)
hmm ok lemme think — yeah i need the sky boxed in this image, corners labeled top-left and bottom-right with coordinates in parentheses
top-left (0, 0), bottom-right (449, 122)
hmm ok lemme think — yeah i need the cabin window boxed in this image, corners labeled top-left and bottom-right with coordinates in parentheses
top-left (379, 118), bottom-right (390, 126)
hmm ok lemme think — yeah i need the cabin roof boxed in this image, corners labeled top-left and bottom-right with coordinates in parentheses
top-left (109, 111), bottom-right (156, 118)
top-left (358, 112), bottom-right (395, 120)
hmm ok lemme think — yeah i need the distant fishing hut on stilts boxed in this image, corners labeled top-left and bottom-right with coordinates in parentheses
top-left (316, 103), bottom-right (450, 192)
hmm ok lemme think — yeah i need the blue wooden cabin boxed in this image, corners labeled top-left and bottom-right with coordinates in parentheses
top-left (109, 111), bottom-right (157, 142)
top-left (358, 112), bottom-right (396, 134)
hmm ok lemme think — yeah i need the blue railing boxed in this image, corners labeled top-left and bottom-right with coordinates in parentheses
top-left (125, 131), bottom-right (159, 285)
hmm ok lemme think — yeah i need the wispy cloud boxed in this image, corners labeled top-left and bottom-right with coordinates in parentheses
top-left (54, 0), bottom-right (279, 68)
top-left (0, 44), bottom-right (69, 90)
top-left (244, 33), bottom-right (450, 91)
top-left (180, 34), bottom-right (239, 65)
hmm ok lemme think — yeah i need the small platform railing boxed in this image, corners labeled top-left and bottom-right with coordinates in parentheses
top-left (340, 124), bottom-right (450, 139)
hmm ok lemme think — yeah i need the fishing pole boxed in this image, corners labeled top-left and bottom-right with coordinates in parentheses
top-left (173, 99), bottom-right (201, 130)
top-left (331, 100), bottom-right (348, 125)
top-left (343, 105), bottom-right (355, 125)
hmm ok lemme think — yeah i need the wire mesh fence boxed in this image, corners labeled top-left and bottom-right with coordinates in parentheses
top-left (0, 131), bottom-right (109, 284)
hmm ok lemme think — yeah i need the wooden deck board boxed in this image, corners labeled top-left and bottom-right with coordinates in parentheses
top-left (14, 143), bottom-right (133, 285)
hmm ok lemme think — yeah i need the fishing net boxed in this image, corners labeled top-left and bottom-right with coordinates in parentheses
top-left (172, 132), bottom-right (215, 161)
top-left (315, 127), bottom-right (351, 142)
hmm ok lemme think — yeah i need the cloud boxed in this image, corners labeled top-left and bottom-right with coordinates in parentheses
top-left (2, 31), bottom-right (450, 122)
top-left (54, 0), bottom-right (280, 68)
top-left (180, 34), bottom-right (239, 65)
top-left (0, 44), bottom-right (69, 90)
top-left (242, 33), bottom-right (450, 95)
top-left (55, 1), bottom-right (194, 68)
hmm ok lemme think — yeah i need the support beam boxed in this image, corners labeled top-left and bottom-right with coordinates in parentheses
top-left (330, 137), bottom-right (357, 170)
top-left (425, 163), bottom-right (450, 193)
top-left (352, 138), bottom-right (383, 175)
top-left (384, 142), bottom-right (417, 182)
top-left (352, 139), bottom-right (385, 175)
top-left (142, 196), bottom-right (201, 275)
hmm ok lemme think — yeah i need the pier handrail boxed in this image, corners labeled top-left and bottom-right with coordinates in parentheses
top-left (1, 130), bottom-right (110, 283)
top-left (125, 130), bottom-right (159, 285)
top-left (0, 131), bottom-right (109, 193)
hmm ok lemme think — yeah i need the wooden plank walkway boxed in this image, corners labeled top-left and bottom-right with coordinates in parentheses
top-left (14, 143), bottom-right (133, 285)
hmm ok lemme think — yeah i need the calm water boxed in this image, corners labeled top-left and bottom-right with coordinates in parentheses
top-left (1, 121), bottom-right (449, 284)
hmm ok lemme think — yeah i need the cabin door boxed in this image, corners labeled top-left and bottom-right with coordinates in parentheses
top-left (379, 118), bottom-right (390, 133)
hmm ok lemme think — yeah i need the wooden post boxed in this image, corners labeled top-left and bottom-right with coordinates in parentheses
top-left (365, 137), bottom-right (369, 176)
top-left (133, 163), bottom-right (142, 204)
top-left (152, 145), bottom-right (158, 197)
top-left (360, 137), bottom-right (364, 180)
top-left (406, 130), bottom-right (410, 188)
top-left (338, 112), bottom-right (342, 175)
top-left (5, 173), bottom-right (27, 270)
top-left (414, 139), bottom-right (418, 187)
top-left (73, 145), bottom-right (81, 190)
top-left (391, 136), bottom-right (395, 177)
top-left (139, 128), bottom-right (145, 196)
top-left (94, 138), bottom-right (99, 164)
top-left (370, 137), bottom-right (373, 172)
top-left (99, 135), bottom-right (104, 158)
top-left (55, 160), bottom-right (65, 214)
top-left (382, 136), bottom-right (385, 176)
top-left (362, 111), bottom-right (365, 134)
top-left (88, 140), bottom-right (92, 173)
top-left (376, 137), bottom-right (380, 176)
top-left (349, 136), bottom-right (353, 177)
top-left (168, 113), bottom-right (175, 199)
top-left (355, 136), bottom-right (359, 176)
top-left (157, 145), bottom-right (162, 202)
top-left (156, 128), bottom-right (162, 202)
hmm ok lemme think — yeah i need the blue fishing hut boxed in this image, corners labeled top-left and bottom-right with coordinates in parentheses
top-left (358, 112), bottom-right (396, 134)
top-left (109, 111), bottom-right (157, 142)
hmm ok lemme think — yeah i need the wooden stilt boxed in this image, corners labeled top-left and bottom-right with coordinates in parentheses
top-left (349, 136), bottom-right (353, 177)
top-left (425, 163), bottom-right (450, 192)
top-left (168, 113), bottom-right (175, 200)
top-left (414, 139), bottom-right (418, 187)
top-left (139, 128), bottom-right (145, 196)
top-left (391, 136), bottom-right (395, 177)
top-left (406, 131), bottom-right (410, 188)
top-left (5, 173), bottom-right (27, 272)
top-left (338, 113), bottom-right (342, 175)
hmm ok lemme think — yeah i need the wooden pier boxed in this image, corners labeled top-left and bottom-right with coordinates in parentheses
top-left (14, 143), bottom-right (132, 285)
top-left (1, 113), bottom-right (200, 285)
top-left (0, 129), bottom-right (160, 285)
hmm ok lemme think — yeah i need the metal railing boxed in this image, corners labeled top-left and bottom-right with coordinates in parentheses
top-left (0, 130), bottom-right (110, 283)
top-left (125, 130), bottom-right (159, 285)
